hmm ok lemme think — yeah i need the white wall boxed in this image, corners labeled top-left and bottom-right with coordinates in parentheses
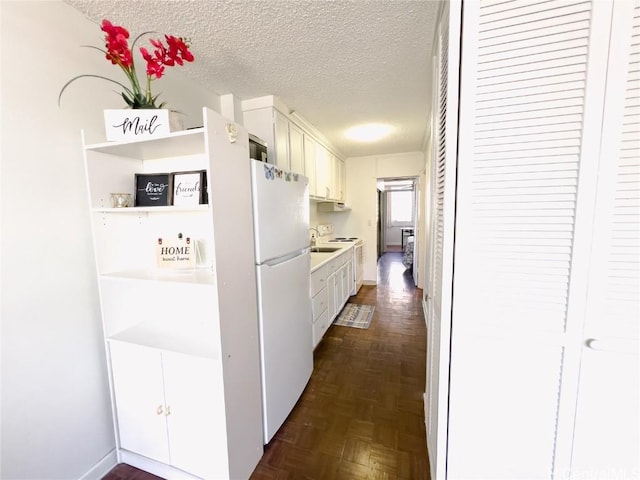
top-left (0, 2), bottom-right (219, 478)
top-left (340, 152), bottom-right (424, 283)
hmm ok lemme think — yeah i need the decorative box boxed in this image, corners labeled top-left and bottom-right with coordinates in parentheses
top-left (104, 109), bottom-right (170, 142)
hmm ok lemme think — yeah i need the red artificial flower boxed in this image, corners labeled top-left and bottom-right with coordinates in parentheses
top-left (140, 47), bottom-right (165, 79)
top-left (59, 19), bottom-right (195, 109)
top-left (165, 35), bottom-right (194, 63)
top-left (101, 19), bottom-right (132, 67)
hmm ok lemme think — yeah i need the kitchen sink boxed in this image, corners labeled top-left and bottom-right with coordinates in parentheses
top-left (310, 247), bottom-right (340, 253)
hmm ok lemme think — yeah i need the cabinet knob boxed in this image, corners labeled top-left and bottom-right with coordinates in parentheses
top-left (164, 405), bottom-right (171, 416)
top-left (156, 405), bottom-right (164, 415)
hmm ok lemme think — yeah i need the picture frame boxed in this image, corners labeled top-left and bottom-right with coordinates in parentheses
top-left (135, 173), bottom-right (172, 207)
top-left (172, 170), bottom-right (208, 206)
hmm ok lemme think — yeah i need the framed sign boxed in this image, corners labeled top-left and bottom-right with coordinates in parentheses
top-left (156, 233), bottom-right (196, 269)
top-left (135, 173), bottom-right (172, 207)
top-left (172, 170), bottom-right (207, 206)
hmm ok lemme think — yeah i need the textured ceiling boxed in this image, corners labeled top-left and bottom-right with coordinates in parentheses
top-left (65, 0), bottom-right (440, 158)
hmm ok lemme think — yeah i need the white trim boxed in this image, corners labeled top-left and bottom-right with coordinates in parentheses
top-left (120, 450), bottom-right (202, 480)
top-left (78, 449), bottom-right (118, 480)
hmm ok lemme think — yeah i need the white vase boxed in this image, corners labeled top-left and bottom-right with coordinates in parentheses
top-left (104, 109), bottom-right (170, 141)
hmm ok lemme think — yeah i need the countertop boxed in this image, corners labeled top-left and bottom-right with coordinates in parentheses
top-left (310, 243), bottom-right (353, 273)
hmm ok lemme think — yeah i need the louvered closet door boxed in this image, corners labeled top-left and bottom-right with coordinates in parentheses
top-left (570, 1), bottom-right (640, 476)
top-left (424, 3), bottom-right (461, 480)
top-left (448, 1), bottom-right (611, 478)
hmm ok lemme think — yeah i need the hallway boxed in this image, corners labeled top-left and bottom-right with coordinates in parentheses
top-left (103, 253), bottom-right (429, 480)
top-left (251, 252), bottom-right (428, 479)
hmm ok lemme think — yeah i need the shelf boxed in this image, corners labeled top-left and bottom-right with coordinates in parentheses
top-left (92, 205), bottom-right (210, 214)
top-left (84, 128), bottom-right (206, 159)
top-left (108, 322), bottom-right (217, 359)
top-left (101, 269), bottom-right (215, 285)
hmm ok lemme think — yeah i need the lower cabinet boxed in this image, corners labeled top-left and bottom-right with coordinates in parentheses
top-left (310, 249), bottom-right (354, 348)
top-left (310, 265), bottom-right (329, 348)
top-left (327, 271), bottom-right (337, 322)
top-left (109, 341), bottom-right (227, 480)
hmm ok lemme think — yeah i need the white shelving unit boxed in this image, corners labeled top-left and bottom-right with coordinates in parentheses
top-left (83, 108), bottom-right (264, 480)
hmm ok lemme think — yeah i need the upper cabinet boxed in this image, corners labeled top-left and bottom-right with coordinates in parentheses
top-left (288, 121), bottom-right (305, 175)
top-left (274, 109), bottom-right (290, 170)
top-left (242, 96), bottom-right (345, 202)
top-left (304, 135), bottom-right (318, 197)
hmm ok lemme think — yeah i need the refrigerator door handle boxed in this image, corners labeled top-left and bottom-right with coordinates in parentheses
top-left (262, 248), bottom-right (309, 267)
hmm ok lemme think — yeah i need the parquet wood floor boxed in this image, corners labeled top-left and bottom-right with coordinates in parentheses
top-left (103, 253), bottom-right (429, 480)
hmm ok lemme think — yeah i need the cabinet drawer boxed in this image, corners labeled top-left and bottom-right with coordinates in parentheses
top-left (340, 251), bottom-right (352, 266)
top-left (312, 287), bottom-right (328, 319)
top-left (310, 265), bottom-right (327, 296)
top-left (312, 309), bottom-right (329, 349)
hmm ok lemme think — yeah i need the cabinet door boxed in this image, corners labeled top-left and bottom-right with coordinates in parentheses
top-left (109, 342), bottom-right (170, 463)
top-left (333, 155), bottom-right (343, 201)
top-left (337, 159), bottom-right (345, 202)
top-left (274, 110), bottom-right (290, 170)
top-left (162, 353), bottom-right (228, 480)
top-left (340, 264), bottom-right (349, 308)
top-left (289, 122), bottom-right (304, 175)
top-left (304, 135), bottom-right (318, 197)
top-left (327, 273), bottom-right (337, 321)
top-left (316, 144), bottom-right (330, 199)
top-left (327, 153), bottom-right (338, 201)
top-left (334, 268), bottom-right (343, 312)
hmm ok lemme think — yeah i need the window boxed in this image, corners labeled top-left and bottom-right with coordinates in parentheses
top-left (387, 190), bottom-right (414, 226)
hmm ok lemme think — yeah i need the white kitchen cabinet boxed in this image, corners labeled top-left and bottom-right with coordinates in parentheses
top-left (242, 106), bottom-right (293, 172)
top-left (315, 144), bottom-right (330, 200)
top-left (304, 135), bottom-right (318, 197)
top-left (241, 97), bottom-right (345, 201)
top-left (274, 109), bottom-right (290, 170)
top-left (242, 105), bottom-right (304, 175)
top-left (310, 265), bottom-right (329, 348)
top-left (110, 342), bottom-right (170, 464)
top-left (110, 342), bottom-right (226, 480)
top-left (336, 158), bottom-right (345, 202)
top-left (327, 154), bottom-right (344, 202)
top-left (288, 121), bottom-right (304, 175)
top-left (327, 250), bottom-right (352, 318)
top-left (83, 108), bottom-right (264, 480)
top-left (326, 268), bottom-right (337, 324)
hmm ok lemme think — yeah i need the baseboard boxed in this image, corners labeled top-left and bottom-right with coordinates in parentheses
top-left (423, 392), bottom-right (437, 480)
top-left (423, 392), bottom-right (428, 425)
top-left (422, 297), bottom-right (429, 327)
top-left (79, 449), bottom-right (118, 480)
top-left (120, 450), bottom-right (202, 480)
top-left (362, 280), bottom-right (377, 286)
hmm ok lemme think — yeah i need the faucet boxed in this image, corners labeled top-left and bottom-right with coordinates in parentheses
top-left (309, 227), bottom-right (320, 248)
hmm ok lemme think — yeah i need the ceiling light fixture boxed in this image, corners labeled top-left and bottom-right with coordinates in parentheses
top-left (345, 123), bottom-right (394, 142)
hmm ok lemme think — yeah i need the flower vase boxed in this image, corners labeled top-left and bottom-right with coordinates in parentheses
top-left (104, 109), bottom-right (170, 142)
top-left (169, 111), bottom-right (185, 132)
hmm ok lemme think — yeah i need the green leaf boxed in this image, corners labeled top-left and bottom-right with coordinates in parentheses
top-left (58, 74), bottom-right (133, 107)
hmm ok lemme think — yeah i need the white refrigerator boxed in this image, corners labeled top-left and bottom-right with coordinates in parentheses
top-left (250, 159), bottom-right (313, 443)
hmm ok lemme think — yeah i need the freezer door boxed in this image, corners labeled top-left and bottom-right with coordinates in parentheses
top-left (251, 159), bottom-right (310, 263)
top-left (256, 252), bottom-right (313, 443)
